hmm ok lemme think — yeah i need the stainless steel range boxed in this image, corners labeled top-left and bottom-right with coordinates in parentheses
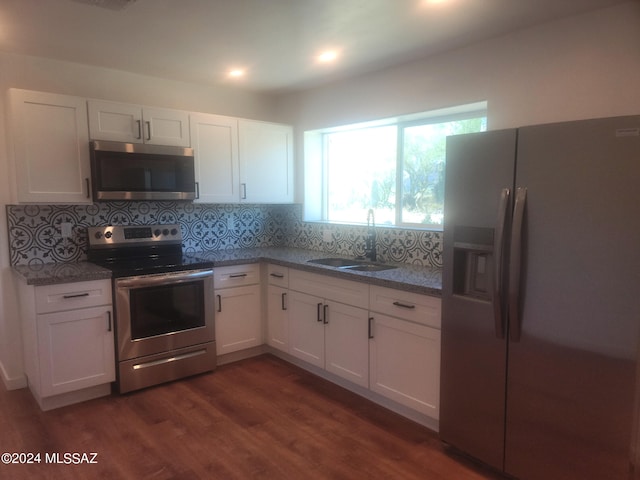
top-left (87, 224), bottom-right (215, 393)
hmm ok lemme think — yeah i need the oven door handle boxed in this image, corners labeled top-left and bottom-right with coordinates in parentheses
top-left (115, 269), bottom-right (213, 288)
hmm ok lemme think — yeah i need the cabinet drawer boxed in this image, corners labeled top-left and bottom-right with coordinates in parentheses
top-left (369, 285), bottom-right (441, 329)
top-left (35, 279), bottom-right (112, 314)
top-left (266, 264), bottom-right (289, 287)
top-left (289, 269), bottom-right (368, 309)
top-left (214, 264), bottom-right (260, 288)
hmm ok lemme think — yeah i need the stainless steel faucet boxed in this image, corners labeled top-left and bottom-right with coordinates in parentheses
top-left (365, 208), bottom-right (377, 262)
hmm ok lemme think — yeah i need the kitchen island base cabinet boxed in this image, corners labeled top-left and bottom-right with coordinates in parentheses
top-left (17, 278), bottom-right (115, 411)
top-left (214, 264), bottom-right (262, 356)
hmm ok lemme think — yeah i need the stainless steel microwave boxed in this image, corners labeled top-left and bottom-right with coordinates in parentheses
top-left (90, 140), bottom-right (196, 201)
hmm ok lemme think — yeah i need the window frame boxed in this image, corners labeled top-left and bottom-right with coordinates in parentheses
top-left (303, 102), bottom-right (488, 230)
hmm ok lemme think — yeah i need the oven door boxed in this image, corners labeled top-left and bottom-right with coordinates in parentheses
top-left (115, 269), bottom-right (214, 361)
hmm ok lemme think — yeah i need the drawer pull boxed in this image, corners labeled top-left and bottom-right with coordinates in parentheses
top-left (393, 301), bottom-right (416, 310)
top-left (323, 304), bottom-right (329, 324)
top-left (229, 273), bottom-right (248, 279)
top-left (63, 292), bottom-right (90, 299)
top-left (270, 273), bottom-right (285, 279)
top-left (317, 303), bottom-right (323, 322)
top-left (281, 292), bottom-right (287, 311)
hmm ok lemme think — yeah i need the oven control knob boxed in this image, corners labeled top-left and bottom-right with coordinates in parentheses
top-left (104, 231), bottom-right (112, 239)
top-left (154, 229), bottom-right (161, 237)
top-left (94, 232), bottom-right (102, 239)
top-left (170, 228), bottom-right (178, 236)
top-left (162, 229), bottom-right (170, 236)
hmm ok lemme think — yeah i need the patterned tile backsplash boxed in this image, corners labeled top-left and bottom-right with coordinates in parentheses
top-left (6, 202), bottom-right (442, 268)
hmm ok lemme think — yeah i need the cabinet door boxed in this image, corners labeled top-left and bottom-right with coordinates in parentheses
top-left (10, 89), bottom-right (91, 203)
top-left (288, 290), bottom-right (324, 368)
top-left (88, 99), bottom-right (143, 143)
top-left (266, 285), bottom-right (288, 352)
top-left (324, 301), bottom-right (369, 388)
top-left (190, 113), bottom-right (239, 203)
top-left (369, 314), bottom-right (441, 418)
top-left (238, 120), bottom-right (294, 203)
top-left (214, 284), bottom-right (262, 355)
top-left (37, 306), bottom-right (115, 397)
top-left (143, 107), bottom-right (190, 147)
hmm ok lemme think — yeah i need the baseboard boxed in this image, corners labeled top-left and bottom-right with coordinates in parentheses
top-left (0, 360), bottom-right (27, 391)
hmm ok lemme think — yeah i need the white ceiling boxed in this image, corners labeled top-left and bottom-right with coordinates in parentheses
top-left (0, 0), bottom-right (630, 93)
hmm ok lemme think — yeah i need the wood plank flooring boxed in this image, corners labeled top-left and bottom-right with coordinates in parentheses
top-left (0, 354), bottom-right (501, 480)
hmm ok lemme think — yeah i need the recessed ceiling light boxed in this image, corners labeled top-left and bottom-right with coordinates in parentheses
top-left (317, 50), bottom-right (339, 63)
top-left (228, 69), bottom-right (245, 78)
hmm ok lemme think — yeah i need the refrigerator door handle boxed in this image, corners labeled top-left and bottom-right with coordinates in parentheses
top-left (508, 187), bottom-right (527, 342)
top-left (493, 187), bottom-right (510, 339)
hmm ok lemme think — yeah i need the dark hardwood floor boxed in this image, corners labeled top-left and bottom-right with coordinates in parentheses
top-left (0, 354), bottom-right (501, 479)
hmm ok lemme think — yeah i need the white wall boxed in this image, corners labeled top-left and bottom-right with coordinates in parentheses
top-left (0, 53), bottom-right (279, 387)
top-left (276, 2), bottom-right (640, 171)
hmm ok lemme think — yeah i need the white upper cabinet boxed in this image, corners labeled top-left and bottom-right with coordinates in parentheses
top-left (88, 100), bottom-right (190, 147)
top-left (238, 120), bottom-right (294, 203)
top-left (190, 112), bottom-right (240, 203)
top-left (8, 89), bottom-right (92, 204)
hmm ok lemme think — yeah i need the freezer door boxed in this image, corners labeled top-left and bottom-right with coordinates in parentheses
top-left (505, 116), bottom-right (640, 479)
top-left (440, 129), bottom-right (517, 470)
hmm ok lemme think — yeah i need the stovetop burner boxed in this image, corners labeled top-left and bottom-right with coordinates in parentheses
top-left (86, 224), bottom-right (213, 277)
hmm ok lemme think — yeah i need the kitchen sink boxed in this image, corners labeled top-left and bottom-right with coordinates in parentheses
top-left (307, 257), bottom-right (367, 267)
top-left (307, 258), bottom-right (396, 272)
top-left (341, 263), bottom-right (396, 272)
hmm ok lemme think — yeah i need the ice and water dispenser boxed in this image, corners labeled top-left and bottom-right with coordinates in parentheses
top-left (451, 226), bottom-right (494, 301)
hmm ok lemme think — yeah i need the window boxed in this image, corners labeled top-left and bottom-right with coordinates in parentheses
top-left (305, 104), bottom-right (487, 229)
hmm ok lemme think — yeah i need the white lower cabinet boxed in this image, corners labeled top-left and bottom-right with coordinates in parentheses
top-left (265, 264), bottom-right (289, 352)
top-left (214, 264), bottom-right (262, 355)
top-left (288, 269), bottom-right (370, 388)
top-left (369, 313), bottom-right (441, 418)
top-left (38, 306), bottom-right (115, 397)
top-left (17, 278), bottom-right (115, 410)
top-left (368, 285), bottom-right (441, 419)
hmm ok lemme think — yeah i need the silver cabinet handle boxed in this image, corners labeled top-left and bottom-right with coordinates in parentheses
top-left (217, 294), bottom-right (222, 313)
top-left (281, 292), bottom-right (287, 311)
top-left (317, 303), bottom-right (323, 322)
top-left (368, 317), bottom-right (374, 339)
top-left (493, 187), bottom-right (510, 339)
top-left (195, 181), bottom-right (200, 199)
top-left (270, 273), bottom-right (284, 279)
top-left (241, 183), bottom-right (247, 200)
top-left (229, 273), bottom-right (247, 278)
top-left (323, 304), bottom-right (329, 324)
top-left (107, 311), bottom-right (112, 332)
top-left (508, 187), bottom-right (527, 342)
top-left (145, 121), bottom-right (151, 141)
top-left (135, 119), bottom-right (142, 139)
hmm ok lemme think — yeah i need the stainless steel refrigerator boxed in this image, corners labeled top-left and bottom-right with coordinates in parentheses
top-left (440, 116), bottom-right (640, 480)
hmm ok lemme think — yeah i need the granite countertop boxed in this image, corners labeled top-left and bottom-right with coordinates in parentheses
top-left (12, 261), bottom-right (112, 286)
top-left (13, 247), bottom-right (442, 296)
